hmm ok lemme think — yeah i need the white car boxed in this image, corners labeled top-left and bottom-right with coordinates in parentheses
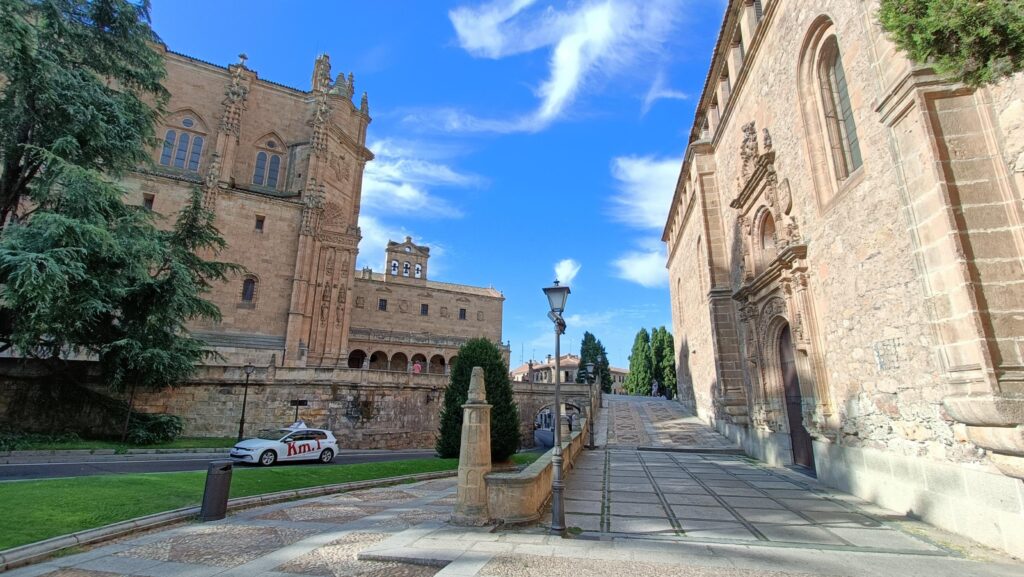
top-left (230, 426), bottom-right (339, 466)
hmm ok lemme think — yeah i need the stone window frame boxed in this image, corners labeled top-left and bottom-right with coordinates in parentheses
top-left (403, 261), bottom-right (411, 276)
top-left (755, 207), bottom-right (779, 272)
top-left (798, 15), bottom-right (865, 213)
top-left (390, 260), bottom-right (399, 276)
top-left (158, 110), bottom-right (208, 173)
top-left (239, 274), bottom-right (259, 309)
top-left (254, 214), bottom-right (265, 233)
top-left (420, 303), bottom-right (429, 316)
top-left (458, 308), bottom-right (467, 321)
top-left (378, 298), bottom-right (388, 312)
top-left (142, 193), bottom-right (155, 212)
top-left (415, 263), bottom-right (422, 278)
top-left (250, 133), bottom-right (287, 190)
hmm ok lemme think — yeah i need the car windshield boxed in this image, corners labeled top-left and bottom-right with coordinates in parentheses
top-left (255, 428), bottom-right (290, 441)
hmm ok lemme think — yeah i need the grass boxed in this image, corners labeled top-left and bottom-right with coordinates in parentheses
top-left (4, 437), bottom-right (237, 451)
top-left (0, 450), bottom-right (542, 550)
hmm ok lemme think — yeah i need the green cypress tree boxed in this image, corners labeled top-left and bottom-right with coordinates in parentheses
top-left (660, 329), bottom-right (678, 400)
top-left (651, 327), bottom-right (666, 390)
top-left (436, 338), bottom-right (521, 461)
top-left (595, 339), bottom-right (611, 392)
top-left (625, 328), bottom-right (654, 395)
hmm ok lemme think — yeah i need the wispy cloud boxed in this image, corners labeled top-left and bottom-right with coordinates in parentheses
top-left (418, 0), bottom-right (683, 133)
top-left (641, 70), bottom-right (688, 116)
top-left (612, 241), bottom-right (669, 288)
top-left (554, 258), bottom-right (582, 285)
top-left (609, 154), bottom-right (680, 229)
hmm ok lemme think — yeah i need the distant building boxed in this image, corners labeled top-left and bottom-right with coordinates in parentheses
top-left (510, 355), bottom-right (628, 388)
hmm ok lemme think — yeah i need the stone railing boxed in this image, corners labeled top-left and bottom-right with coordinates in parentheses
top-left (485, 418), bottom-right (589, 524)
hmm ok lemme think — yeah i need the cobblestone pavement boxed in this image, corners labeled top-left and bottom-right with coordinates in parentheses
top-left (603, 394), bottom-right (739, 450)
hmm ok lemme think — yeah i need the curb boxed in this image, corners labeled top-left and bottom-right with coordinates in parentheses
top-left (0, 448), bottom-right (231, 463)
top-left (0, 469), bottom-right (456, 572)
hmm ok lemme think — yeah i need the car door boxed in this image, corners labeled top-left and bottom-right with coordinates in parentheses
top-left (283, 431), bottom-right (318, 461)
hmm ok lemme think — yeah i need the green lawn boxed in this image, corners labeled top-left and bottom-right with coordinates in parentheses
top-left (0, 451), bottom-right (541, 550)
top-left (4, 436), bottom-right (237, 451)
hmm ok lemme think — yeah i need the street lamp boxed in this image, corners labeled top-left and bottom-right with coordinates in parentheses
top-left (585, 361), bottom-right (597, 449)
top-left (237, 363), bottom-right (256, 442)
top-left (542, 279), bottom-right (570, 536)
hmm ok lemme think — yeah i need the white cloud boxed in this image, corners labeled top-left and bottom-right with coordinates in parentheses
top-left (641, 70), bottom-right (688, 116)
top-left (554, 258), bottom-right (581, 285)
top-left (360, 138), bottom-right (483, 218)
top-left (356, 214), bottom-right (406, 269)
top-left (612, 245), bottom-right (668, 288)
top-left (609, 154), bottom-right (680, 229)
top-left (429, 0), bottom-right (683, 133)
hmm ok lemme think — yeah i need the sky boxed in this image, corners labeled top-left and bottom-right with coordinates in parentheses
top-left (150, 0), bottom-right (727, 369)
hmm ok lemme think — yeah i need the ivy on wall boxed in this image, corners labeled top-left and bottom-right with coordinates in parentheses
top-left (879, 0), bottom-right (1024, 86)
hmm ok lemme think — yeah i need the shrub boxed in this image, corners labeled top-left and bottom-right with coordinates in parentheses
top-left (879, 0), bottom-right (1024, 86)
top-left (0, 430), bottom-right (81, 452)
top-left (126, 413), bottom-right (183, 445)
top-left (436, 338), bottom-right (521, 461)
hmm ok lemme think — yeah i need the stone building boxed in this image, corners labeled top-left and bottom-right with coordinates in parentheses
top-left (663, 0), bottom-right (1023, 556)
top-left (124, 48), bottom-right (505, 371)
top-left (509, 355), bottom-right (628, 389)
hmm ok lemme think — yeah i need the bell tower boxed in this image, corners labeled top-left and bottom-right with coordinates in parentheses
top-left (385, 236), bottom-right (430, 282)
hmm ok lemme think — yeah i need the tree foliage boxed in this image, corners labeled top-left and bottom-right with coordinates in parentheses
top-left (625, 328), bottom-right (653, 395)
top-left (879, 0), bottom-right (1024, 86)
top-left (0, 0), bottom-right (168, 225)
top-left (436, 338), bottom-right (521, 462)
top-left (575, 331), bottom-right (611, 391)
top-left (0, 0), bottom-right (237, 396)
top-left (651, 327), bottom-right (677, 399)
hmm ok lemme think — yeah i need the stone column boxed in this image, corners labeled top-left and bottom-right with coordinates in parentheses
top-left (451, 367), bottom-right (492, 525)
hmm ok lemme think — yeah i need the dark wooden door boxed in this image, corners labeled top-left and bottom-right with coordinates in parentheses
top-left (779, 324), bottom-right (815, 470)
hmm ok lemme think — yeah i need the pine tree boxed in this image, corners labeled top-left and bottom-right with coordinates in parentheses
top-left (625, 328), bottom-right (654, 395)
top-left (436, 338), bottom-right (521, 461)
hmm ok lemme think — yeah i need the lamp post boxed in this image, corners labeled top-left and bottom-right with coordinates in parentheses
top-left (543, 279), bottom-right (570, 536)
top-left (237, 363), bottom-right (256, 442)
top-left (585, 361), bottom-right (599, 449)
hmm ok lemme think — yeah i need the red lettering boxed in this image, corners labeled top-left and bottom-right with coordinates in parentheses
top-left (287, 442), bottom-right (297, 457)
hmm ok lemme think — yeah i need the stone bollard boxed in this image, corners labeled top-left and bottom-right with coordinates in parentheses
top-left (451, 366), bottom-right (492, 525)
top-left (559, 403), bottom-right (571, 439)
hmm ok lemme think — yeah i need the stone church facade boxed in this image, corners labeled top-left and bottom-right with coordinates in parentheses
top-left (123, 48), bottom-right (505, 372)
top-left (664, 0), bottom-right (1023, 555)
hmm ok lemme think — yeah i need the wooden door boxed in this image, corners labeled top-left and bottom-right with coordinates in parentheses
top-left (779, 324), bottom-right (815, 470)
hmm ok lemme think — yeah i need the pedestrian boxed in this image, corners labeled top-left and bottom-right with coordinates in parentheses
top-left (412, 361), bottom-right (422, 374)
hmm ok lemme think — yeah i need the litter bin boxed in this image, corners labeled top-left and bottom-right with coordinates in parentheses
top-left (199, 460), bottom-right (233, 522)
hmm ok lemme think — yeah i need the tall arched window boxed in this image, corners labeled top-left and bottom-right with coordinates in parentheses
top-left (759, 212), bottom-right (778, 269)
top-left (158, 116), bottom-right (205, 173)
top-left (241, 277), bottom-right (258, 304)
top-left (818, 38), bottom-right (861, 181)
top-left (252, 138), bottom-right (284, 189)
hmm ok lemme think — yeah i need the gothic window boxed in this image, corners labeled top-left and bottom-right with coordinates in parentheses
top-left (403, 262), bottom-right (411, 276)
top-left (414, 263), bottom-right (422, 278)
top-left (158, 116), bottom-right (205, 172)
top-left (241, 276), bottom-right (258, 304)
top-left (818, 37), bottom-right (862, 181)
top-left (390, 260), bottom-right (399, 275)
top-left (252, 138), bottom-right (284, 189)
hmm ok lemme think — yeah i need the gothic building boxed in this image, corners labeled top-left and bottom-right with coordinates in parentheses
top-left (663, 0), bottom-right (1023, 556)
top-left (125, 48), bottom-right (504, 373)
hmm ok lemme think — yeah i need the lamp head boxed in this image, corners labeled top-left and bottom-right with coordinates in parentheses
top-left (585, 362), bottom-right (595, 374)
top-left (542, 280), bottom-right (570, 313)
top-left (243, 363), bottom-right (256, 376)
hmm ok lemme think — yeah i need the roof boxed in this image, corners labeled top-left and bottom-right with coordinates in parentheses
top-left (358, 271), bottom-right (503, 298)
top-left (510, 354), bottom-right (582, 374)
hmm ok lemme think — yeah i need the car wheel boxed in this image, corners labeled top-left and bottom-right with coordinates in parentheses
top-left (318, 449), bottom-right (334, 464)
top-left (259, 450), bottom-right (277, 467)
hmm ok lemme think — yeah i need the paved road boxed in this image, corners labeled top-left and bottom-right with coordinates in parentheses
top-left (0, 449), bottom-right (438, 481)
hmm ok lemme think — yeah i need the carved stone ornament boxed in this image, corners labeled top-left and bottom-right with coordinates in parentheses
top-left (762, 127), bottom-right (773, 154)
top-left (335, 287), bottom-right (345, 326)
top-left (300, 183), bottom-right (325, 236)
top-left (741, 121), bottom-right (759, 179)
top-left (201, 152), bottom-right (221, 211)
top-left (311, 92), bottom-right (331, 153)
top-left (756, 297), bottom-right (788, 352)
top-left (219, 61), bottom-right (249, 137)
top-left (779, 178), bottom-right (793, 214)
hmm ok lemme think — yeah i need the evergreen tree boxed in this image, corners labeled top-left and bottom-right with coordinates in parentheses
top-left (595, 338), bottom-right (611, 392)
top-left (625, 328), bottom-right (654, 395)
top-left (660, 329), bottom-right (678, 400)
top-left (651, 327), bottom-right (666, 390)
top-left (575, 331), bottom-right (612, 389)
top-left (436, 338), bottom-right (520, 461)
top-left (0, 1), bottom-right (237, 405)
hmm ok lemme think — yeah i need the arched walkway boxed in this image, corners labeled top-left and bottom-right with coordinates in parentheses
top-left (347, 349), bottom-right (367, 369)
top-left (429, 354), bottom-right (446, 374)
top-left (390, 352), bottom-right (409, 372)
top-left (369, 351), bottom-right (388, 370)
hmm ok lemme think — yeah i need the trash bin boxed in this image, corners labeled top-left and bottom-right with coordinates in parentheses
top-left (199, 460), bottom-right (233, 522)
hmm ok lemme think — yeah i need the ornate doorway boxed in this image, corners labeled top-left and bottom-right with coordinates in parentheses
top-left (779, 323), bottom-right (814, 470)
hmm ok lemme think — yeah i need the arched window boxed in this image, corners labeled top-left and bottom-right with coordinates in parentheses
top-left (252, 137), bottom-right (285, 189)
top-left (403, 262), bottom-right (411, 276)
top-left (818, 37), bottom-right (861, 181)
top-left (241, 277), bottom-right (258, 304)
top-left (158, 117), bottom-right (204, 173)
top-left (390, 260), bottom-right (399, 275)
top-left (759, 212), bottom-right (778, 268)
top-left (414, 263), bottom-right (422, 278)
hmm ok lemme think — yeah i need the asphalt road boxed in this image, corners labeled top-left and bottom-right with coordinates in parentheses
top-left (0, 449), bottom-right (439, 481)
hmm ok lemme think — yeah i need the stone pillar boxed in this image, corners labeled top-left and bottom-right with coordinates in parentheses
top-left (559, 403), bottom-right (571, 439)
top-left (451, 367), bottom-right (492, 525)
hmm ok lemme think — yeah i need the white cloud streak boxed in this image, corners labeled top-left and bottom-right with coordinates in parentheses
top-left (429, 0), bottom-right (683, 133)
top-left (554, 258), bottom-right (581, 285)
top-left (612, 244), bottom-right (669, 288)
top-left (609, 155), bottom-right (680, 229)
top-left (641, 70), bottom-right (688, 116)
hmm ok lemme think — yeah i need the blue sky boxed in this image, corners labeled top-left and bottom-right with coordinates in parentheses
top-left (150, 0), bottom-right (726, 368)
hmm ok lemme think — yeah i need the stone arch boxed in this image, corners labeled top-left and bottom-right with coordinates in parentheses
top-left (390, 352), bottom-right (409, 372)
top-left (756, 208), bottom-right (778, 269)
top-left (449, 355), bottom-right (459, 369)
top-left (411, 353), bottom-right (427, 372)
top-left (429, 354), bottom-right (446, 374)
top-left (369, 351), bottom-right (388, 370)
top-left (798, 14), bottom-right (858, 210)
top-left (347, 349), bottom-right (367, 369)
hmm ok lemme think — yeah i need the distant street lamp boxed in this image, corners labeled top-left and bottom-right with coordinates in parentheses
top-left (237, 363), bottom-right (256, 442)
top-left (543, 279), bottom-right (570, 536)
top-left (585, 361), bottom-right (600, 450)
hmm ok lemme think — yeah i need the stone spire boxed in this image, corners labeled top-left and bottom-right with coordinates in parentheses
top-left (360, 91), bottom-right (370, 115)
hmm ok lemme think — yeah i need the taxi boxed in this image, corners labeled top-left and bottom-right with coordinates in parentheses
top-left (230, 422), bottom-right (339, 466)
